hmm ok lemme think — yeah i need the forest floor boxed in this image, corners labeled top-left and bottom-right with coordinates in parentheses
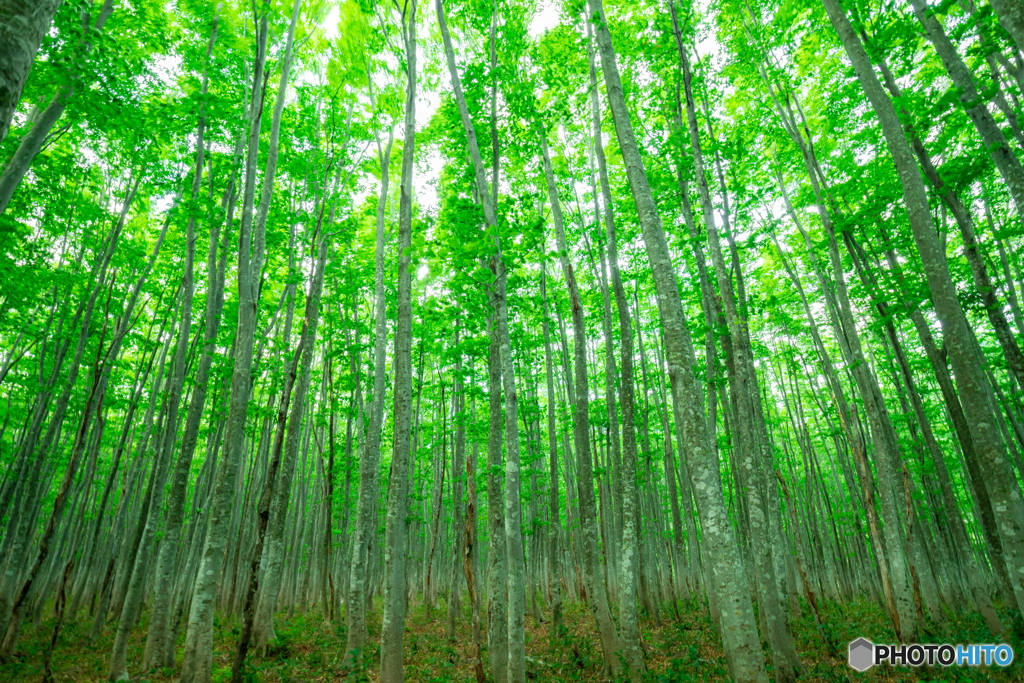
top-left (1, 596), bottom-right (1021, 682)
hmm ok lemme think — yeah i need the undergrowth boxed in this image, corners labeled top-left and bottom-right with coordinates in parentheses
top-left (0, 596), bottom-right (1021, 681)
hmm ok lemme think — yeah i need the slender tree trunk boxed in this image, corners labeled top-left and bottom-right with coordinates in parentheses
top-left (0, 0), bottom-right (64, 142)
top-left (178, 7), bottom-right (273, 679)
top-left (822, 0), bottom-right (1024, 618)
top-left (447, 329), bottom-right (467, 639)
top-left (463, 390), bottom-right (486, 683)
top-left (2, 175), bottom-right (169, 655)
top-left (232, 219), bottom-right (329, 683)
top-left (539, 264), bottom-right (564, 633)
top-left (673, 10), bottom-right (802, 677)
top-left (436, 2), bottom-right (525, 679)
top-left (906, 0), bottom-right (1024, 248)
top-left (539, 132), bottom-right (623, 676)
top-left (582, 32), bottom-right (647, 672)
top-left (872, 51), bottom-right (1024, 399)
top-left (485, 319), bottom-right (508, 683)
top-left (342, 127), bottom-right (394, 667)
top-left (141, 17), bottom-right (227, 671)
top-left (0, 0), bottom-right (114, 213)
top-left (379, 3), bottom-right (416, 678)
top-left (586, 2), bottom-right (767, 680)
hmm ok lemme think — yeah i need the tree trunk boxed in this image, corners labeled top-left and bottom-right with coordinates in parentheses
top-left (436, 2), bottom-right (525, 679)
top-left (232, 216), bottom-right (330, 683)
top-left (586, 2), bottom-right (768, 680)
top-left (589, 71), bottom-right (645, 675)
top-left (0, 0), bottom-right (114, 213)
top-left (143, 18), bottom-right (227, 670)
top-left (539, 264), bottom-right (564, 633)
top-left (343, 125), bottom-right (394, 666)
top-left (379, 3), bottom-right (416, 678)
top-left (821, 0), bottom-right (1024, 619)
top-left (485, 318), bottom-right (508, 683)
top-left (447, 329), bottom-right (467, 639)
top-left (0, 0), bottom-right (64, 142)
top-left (178, 7), bottom-right (273, 679)
top-left (539, 132), bottom-right (623, 676)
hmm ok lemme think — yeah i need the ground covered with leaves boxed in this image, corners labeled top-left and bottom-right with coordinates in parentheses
top-left (1, 598), bottom-right (1021, 682)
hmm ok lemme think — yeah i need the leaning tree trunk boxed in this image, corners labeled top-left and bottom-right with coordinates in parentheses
top-left (538, 132), bottom-right (623, 677)
top-left (144, 48), bottom-right (240, 669)
top-left (231, 220), bottom-right (330, 683)
top-left (0, 0), bottom-right (64, 142)
top-left (673, 7), bottom-right (802, 677)
top-left (821, 0), bottom-right (1024, 619)
top-left (0, 0), bottom-right (114, 214)
top-left (1, 177), bottom-right (170, 656)
top-left (586, 1), bottom-right (768, 680)
top-left (178, 6), bottom-right (275, 680)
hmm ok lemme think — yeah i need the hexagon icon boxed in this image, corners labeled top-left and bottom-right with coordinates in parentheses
top-left (848, 638), bottom-right (874, 672)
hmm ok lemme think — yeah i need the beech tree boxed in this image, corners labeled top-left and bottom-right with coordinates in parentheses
top-left (1, 0), bottom-right (1024, 681)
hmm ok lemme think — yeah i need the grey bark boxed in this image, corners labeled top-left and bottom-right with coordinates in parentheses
top-left (436, 2), bottom-right (525, 680)
top-left (539, 264), bottom-right (564, 633)
top-left (672, 11), bottom-right (801, 678)
top-left (178, 7), bottom-right (273, 680)
top-left (0, 0), bottom-right (114, 214)
top-left (232, 213), bottom-right (330, 683)
top-left (485, 320), bottom-right (508, 683)
top-left (586, 61), bottom-right (644, 675)
top-left (907, 0), bottom-right (1024, 256)
top-left (1, 174), bottom-right (168, 652)
top-left (378, 2), bottom-right (416, 678)
top-left (0, 0), bottom-right (63, 142)
top-left (447, 329), bottom-right (467, 639)
top-left (586, 2), bottom-right (768, 680)
top-left (538, 132), bottom-right (622, 676)
top-left (144, 65), bottom-right (240, 672)
top-left (821, 0), bottom-right (1024, 619)
top-left (343, 125), bottom-right (393, 664)
top-left (988, 0), bottom-right (1024, 62)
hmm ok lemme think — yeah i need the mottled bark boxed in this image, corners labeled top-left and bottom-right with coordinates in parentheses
top-left (232, 216), bottom-right (329, 683)
top-left (485, 319), bottom-right (508, 683)
top-left (447, 329), bottom-right (467, 639)
top-left (539, 264), bottom-right (564, 633)
top-left (907, 0), bottom-right (1024, 246)
top-left (988, 0), bottom-right (1024, 61)
top-left (673, 9), bottom-right (801, 678)
top-left (587, 1), bottom-right (767, 679)
top-left (343, 127), bottom-right (393, 668)
top-left (436, 1), bottom-right (525, 679)
top-left (143, 19), bottom-right (227, 670)
top-left (822, 0), bottom-right (1024, 618)
top-left (592, 80), bottom-right (645, 676)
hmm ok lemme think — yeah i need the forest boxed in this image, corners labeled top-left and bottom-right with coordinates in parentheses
top-left (0, 0), bottom-right (1023, 680)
